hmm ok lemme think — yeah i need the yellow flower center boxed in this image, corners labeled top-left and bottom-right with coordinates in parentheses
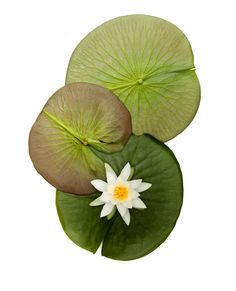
top-left (113, 185), bottom-right (129, 201)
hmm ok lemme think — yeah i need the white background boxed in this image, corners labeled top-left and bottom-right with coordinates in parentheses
top-left (1, 0), bottom-right (235, 290)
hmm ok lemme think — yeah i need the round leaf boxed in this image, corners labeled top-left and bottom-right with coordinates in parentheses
top-left (66, 14), bottom-right (200, 142)
top-left (56, 192), bottom-right (110, 253)
top-left (29, 83), bottom-right (132, 195)
top-left (56, 135), bottom-right (183, 260)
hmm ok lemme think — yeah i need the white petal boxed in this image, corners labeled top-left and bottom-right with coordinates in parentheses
top-left (105, 163), bottom-right (117, 184)
top-left (91, 179), bottom-right (107, 192)
top-left (118, 162), bottom-right (131, 181)
top-left (123, 201), bottom-right (133, 208)
top-left (122, 210), bottom-right (131, 226)
top-left (132, 198), bottom-right (147, 209)
top-left (129, 179), bottom-right (142, 190)
top-left (117, 203), bottom-right (127, 217)
top-left (100, 192), bottom-right (111, 203)
top-left (107, 207), bottom-right (116, 220)
top-left (89, 197), bottom-right (104, 206)
top-left (100, 203), bottom-right (115, 217)
top-left (133, 191), bottom-right (140, 199)
top-left (138, 182), bottom-right (152, 192)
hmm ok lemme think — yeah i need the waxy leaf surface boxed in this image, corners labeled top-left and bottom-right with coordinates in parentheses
top-left (66, 15), bottom-right (200, 141)
top-left (29, 83), bottom-right (132, 194)
top-left (56, 135), bottom-right (183, 260)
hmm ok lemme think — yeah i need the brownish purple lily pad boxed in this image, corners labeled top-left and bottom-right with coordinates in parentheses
top-left (29, 83), bottom-right (132, 195)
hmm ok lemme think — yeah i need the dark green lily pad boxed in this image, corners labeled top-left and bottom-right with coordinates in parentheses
top-left (56, 192), bottom-right (110, 253)
top-left (29, 83), bottom-right (132, 195)
top-left (56, 135), bottom-right (183, 260)
top-left (66, 14), bottom-right (200, 142)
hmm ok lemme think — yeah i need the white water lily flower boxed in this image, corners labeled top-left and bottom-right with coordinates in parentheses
top-left (89, 162), bottom-right (152, 226)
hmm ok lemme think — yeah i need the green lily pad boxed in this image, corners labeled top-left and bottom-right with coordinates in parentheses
top-left (29, 83), bottom-right (132, 195)
top-left (56, 192), bottom-right (110, 253)
top-left (56, 135), bottom-right (183, 260)
top-left (66, 14), bottom-right (200, 142)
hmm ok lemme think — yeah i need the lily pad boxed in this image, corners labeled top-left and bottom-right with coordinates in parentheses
top-left (66, 14), bottom-right (200, 142)
top-left (56, 135), bottom-right (183, 260)
top-left (29, 83), bottom-right (132, 195)
top-left (56, 192), bottom-right (110, 253)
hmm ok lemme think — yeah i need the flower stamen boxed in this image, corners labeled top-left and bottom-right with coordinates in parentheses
top-left (114, 186), bottom-right (128, 201)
